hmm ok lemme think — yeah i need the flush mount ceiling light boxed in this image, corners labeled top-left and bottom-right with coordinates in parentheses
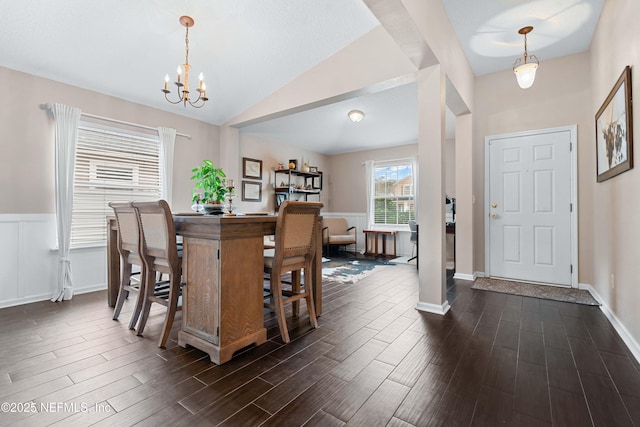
top-left (162, 16), bottom-right (208, 108)
top-left (348, 110), bottom-right (365, 123)
top-left (513, 26), bottom-right (540, 89)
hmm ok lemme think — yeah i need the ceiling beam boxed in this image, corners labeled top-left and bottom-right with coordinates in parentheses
top-left (362, 0), bottom-right (438, 70)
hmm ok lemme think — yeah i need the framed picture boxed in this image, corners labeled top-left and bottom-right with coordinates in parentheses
top-left (312, 171), bottom-right (323, 190)
top-left (309, 166), bottom-right (318, 173)
top-left (596, 66), bottom-right (633, 182)
top-left (242, 157), bottom-right (262, 180)
top-left (288, 159), bottom-right (298, 170)
top-left (242, 180), bottom-right (262, 202)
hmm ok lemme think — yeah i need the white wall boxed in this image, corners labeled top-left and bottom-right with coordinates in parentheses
top-left (588, 0), bottom-right (640, 358)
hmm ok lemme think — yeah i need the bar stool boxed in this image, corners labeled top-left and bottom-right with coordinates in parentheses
top-left (132, 200), bottom-right (183, 348)
top-left (263, 201), bottom-right (323, 343)
top-left (109, 201), bottom-right (146, 329)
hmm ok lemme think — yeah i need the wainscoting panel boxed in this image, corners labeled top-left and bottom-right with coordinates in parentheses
top-left (0, 214), bottom-right (107, 308)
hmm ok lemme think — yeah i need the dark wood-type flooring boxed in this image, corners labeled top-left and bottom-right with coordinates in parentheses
top-left (1, 262), bottom-right (639, 426)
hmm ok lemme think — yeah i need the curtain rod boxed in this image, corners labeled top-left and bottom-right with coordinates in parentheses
top-left (80, 112), bottom-right (191, 139)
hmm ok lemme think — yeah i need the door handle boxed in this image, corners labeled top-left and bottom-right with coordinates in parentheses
top-left (491, 213), bottom-right (498, 219)
top-left (491, 203), bottom-right (497, 208)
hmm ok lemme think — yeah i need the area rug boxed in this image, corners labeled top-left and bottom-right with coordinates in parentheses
top-left (472, 277), bottom-right (600, 306)
top-left (322, 257), bottom-right (395, 284)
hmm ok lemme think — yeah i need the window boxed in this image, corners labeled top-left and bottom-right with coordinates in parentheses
top-left (372, 159), bottom-right (415, 226)
top-left (71, 123), bottom-right (162, 246)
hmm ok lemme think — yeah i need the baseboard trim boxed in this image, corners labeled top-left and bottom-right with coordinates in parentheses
top-left (0, 292), bottom-right (54, 309)
top-left (0, 283), bottom-right (107, 309)
top-left (580, 283), bottom-right (640, 365)
top-left (474, 271), bottom-right (486, 278)
top-left (453, 272), bottom-right (476, 281)
top-left (416, 301), bottom-right (451, 316)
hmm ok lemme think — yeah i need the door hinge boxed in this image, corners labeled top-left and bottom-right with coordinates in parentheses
top-left (570, 264), bottom-right (573, 273)
top-left (216, 326), bottom-right (220, 337)
top-left (570, 203), bottom-right (573, 212)
top-left (570, 142), bottom-right (573, 151)
top-left (217, 248), bottom-right (220, 260)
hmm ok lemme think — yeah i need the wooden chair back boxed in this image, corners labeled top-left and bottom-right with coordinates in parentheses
top-left (109, 201), bottom-right (141, 263)
top-left (272, 201), bottom-right (323, 271)
top-left (132, 200), bottom-right (180, 276)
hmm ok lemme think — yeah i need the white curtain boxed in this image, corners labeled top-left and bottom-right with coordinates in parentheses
top-left (411, 155), bottom-right (419, 220)
top-left (158, 127), bottom-right (176, 205)
top-left (364, 160), bottom-right (375, 229)
top-left (49, 103), bottom-right (82, 302)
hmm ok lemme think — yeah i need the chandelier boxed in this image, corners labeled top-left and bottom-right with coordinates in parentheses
top-left (512, 26), bottom-right (539, 89)
top-left (162, 16), bottom-right (208, 108)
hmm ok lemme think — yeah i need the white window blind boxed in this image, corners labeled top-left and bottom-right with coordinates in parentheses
top-left (373, 160), bottom-right (415, 226)
top-left (71, 123), bottom-right (161, 246)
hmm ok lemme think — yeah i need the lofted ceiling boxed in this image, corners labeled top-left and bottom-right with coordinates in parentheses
top-left (0, 0), bottom-right (604, 155)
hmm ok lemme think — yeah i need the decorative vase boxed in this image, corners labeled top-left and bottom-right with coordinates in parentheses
top-left (202, 203), bottom-right (224, 215)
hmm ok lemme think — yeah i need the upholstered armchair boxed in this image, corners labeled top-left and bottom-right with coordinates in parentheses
top-left (322, 217), bottom-right (357, 254)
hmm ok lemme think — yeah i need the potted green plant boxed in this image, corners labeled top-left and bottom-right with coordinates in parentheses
top-left (191, 160), bottom-right (229, 214)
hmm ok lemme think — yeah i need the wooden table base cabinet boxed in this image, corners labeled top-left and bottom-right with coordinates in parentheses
top-left (178, 232), bottom-right (266, 365)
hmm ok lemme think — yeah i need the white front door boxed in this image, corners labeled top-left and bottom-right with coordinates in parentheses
top-left (487, 127), bottom-right (574, 286)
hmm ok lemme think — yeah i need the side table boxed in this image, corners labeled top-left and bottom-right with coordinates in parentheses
top-left (363, 229), bottom-right (397, 256)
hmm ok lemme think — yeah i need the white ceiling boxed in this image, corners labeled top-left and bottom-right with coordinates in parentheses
top-left (0, 0), bottom-right (604, 155)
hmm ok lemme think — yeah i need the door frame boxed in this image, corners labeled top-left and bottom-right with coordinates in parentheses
top-left (484, 125), bottom-right (578, 287)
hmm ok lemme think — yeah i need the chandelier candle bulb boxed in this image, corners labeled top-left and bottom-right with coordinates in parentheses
top-left (177, 66), bottom-right (182, 84)
top-left (199, 72), bottom-right (204, 90)
top-left (164, 74), bottom-right (169, 91)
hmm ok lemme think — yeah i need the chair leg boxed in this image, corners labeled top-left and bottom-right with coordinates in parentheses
top-left (291, 270), bottom-right (301, 317)
top-left (113, 261), bottom-right (132, 321)
top-left (136, 268), bottom-right (156, 336)
top-left (304, 263), bottom-right (318, 329)
top-left (158, 275), bottom-right (180, 348)
top-left (270, 271), bottom-right (290, 344)
top-left (128, 268), bottom-right (146, 329)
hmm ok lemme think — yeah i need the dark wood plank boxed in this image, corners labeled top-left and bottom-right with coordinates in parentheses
top-left (322, 359), bottom-right (394, 421)
top-left (514, 360), bottom-right (551, 422)
top-left (545, 347), bottom-right (583, 394)
top-left (518, 331), bottom-right (546, 366)
top-left (581, 371), bottom-right (634, 427)
top-left (482, 346), bottom-right (517, 394)
top-left (549, 386), bottom-right (592, 427)
top-left (470, 386), bottom-right (513, 427)
top-left (253, 356), bottom-right (338, 415)
top-left (345, 379), bottom-right (409, 425)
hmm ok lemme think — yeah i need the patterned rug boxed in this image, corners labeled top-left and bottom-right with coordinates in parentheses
top-left (472, 277), bottom-right (600, 306)
top-left (322, 257), bottom-right (395, 284)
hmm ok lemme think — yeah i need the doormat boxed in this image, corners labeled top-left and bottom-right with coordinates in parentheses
top-left (472, 277), bottom-right (600, 306)
top-left (322, 257), bottom-right (395, 284)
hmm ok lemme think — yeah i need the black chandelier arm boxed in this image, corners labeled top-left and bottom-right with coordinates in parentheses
top-left (162, 89), bottom-right (184, 105)
top-left (187, 94), bottom-right (207, 108)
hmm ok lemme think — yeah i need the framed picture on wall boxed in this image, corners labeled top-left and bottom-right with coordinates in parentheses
top-left (312, 171), bottom-right (323, 190)
top-left (595, 65), bottom-right (634, 182)
top-left (242, 157), bottom-right (263, 180)
top-left (242, 180), bottom-right (262, 202)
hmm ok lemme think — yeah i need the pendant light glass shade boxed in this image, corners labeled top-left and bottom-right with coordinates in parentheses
top-left (514, 62), bottom-right (538, 89)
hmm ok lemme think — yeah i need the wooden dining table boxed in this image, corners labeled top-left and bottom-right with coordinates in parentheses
top-left (107, 213), bottom-right (323, 364)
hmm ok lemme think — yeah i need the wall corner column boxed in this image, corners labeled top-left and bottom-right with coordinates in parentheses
top-left (453, 113), bottom-right (474, 280)
top-left (416, 65), bottom-right (450, 315)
